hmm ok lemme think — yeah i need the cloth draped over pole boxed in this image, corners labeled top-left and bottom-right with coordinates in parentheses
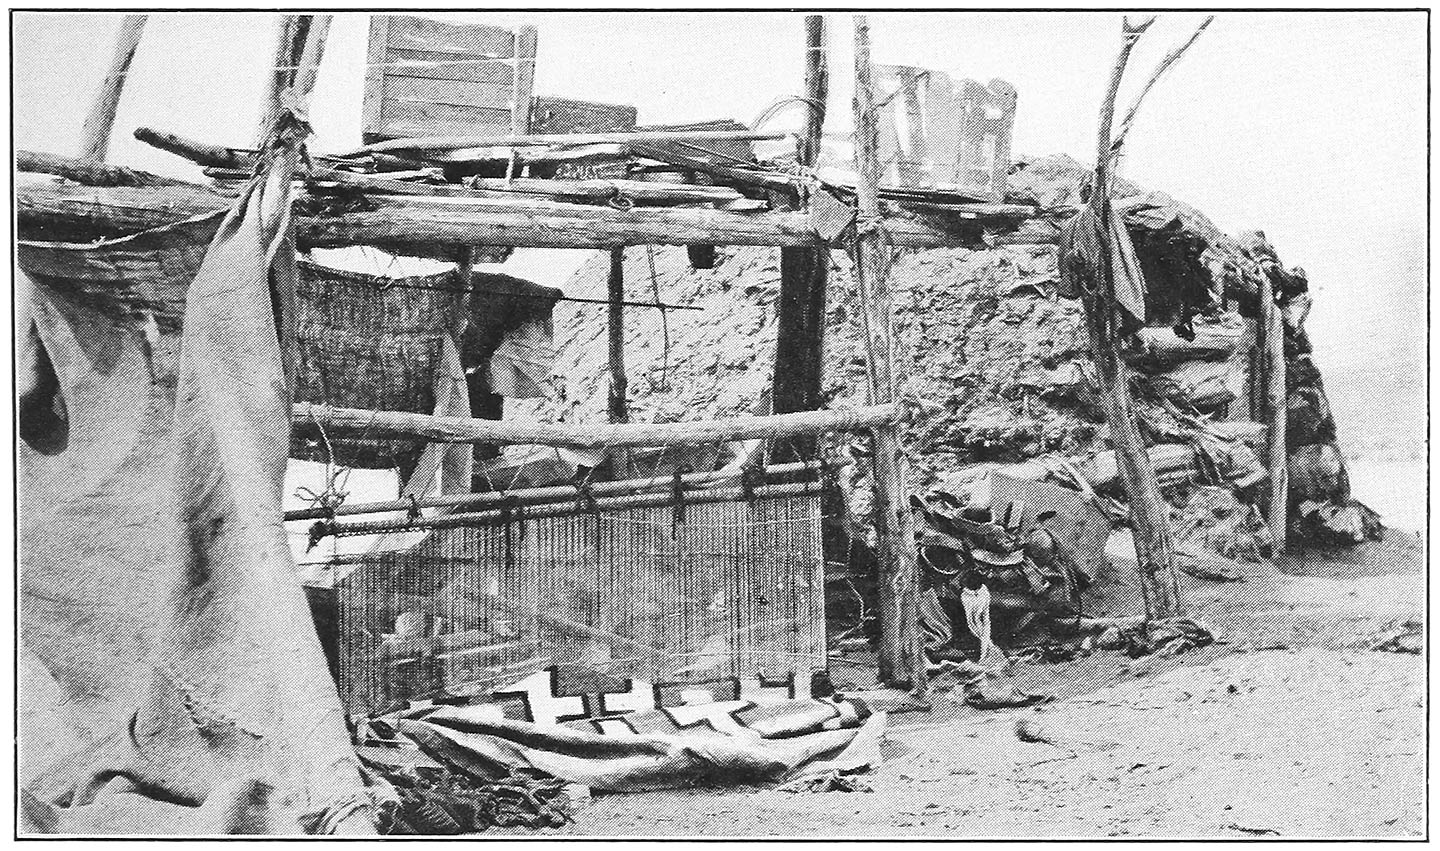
top-left (22, 18), bottom-right (373, 835)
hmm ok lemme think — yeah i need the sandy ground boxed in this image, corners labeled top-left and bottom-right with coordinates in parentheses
top-left (549, 530), bottom-right (1426, 839)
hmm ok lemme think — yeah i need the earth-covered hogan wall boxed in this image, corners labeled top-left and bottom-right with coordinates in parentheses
top-left (508, 155), bottom-right (1379, 582)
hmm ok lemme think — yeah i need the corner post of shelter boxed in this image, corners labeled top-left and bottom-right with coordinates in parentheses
top-left (772, 14), bottom-right (831, 462)
top-left (1259, 267), bottom-right (1289, 554)
top-left (851, 15), bottom-right (926, 694)
top-left (78, 14), bottom-right (148, 162)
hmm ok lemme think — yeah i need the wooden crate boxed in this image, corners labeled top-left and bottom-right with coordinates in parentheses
top-left (363, 15), bottom-right (538, 143)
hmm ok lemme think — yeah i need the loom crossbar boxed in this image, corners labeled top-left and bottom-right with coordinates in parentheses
top-left (292, 401), bottom-right (897, 449)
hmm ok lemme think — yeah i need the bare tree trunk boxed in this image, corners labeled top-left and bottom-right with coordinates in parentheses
top-left (852, 16), bottom-right (925, 692)
top-left (1080, 17), bottom-right (1183, 621)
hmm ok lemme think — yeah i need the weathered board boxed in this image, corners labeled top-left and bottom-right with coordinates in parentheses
top-left (874, 65), bottom-right (1017, 201)
top-left (363, 15), bottom-right (538, 144)
top-left (529, 96), bottom-right (638, 179)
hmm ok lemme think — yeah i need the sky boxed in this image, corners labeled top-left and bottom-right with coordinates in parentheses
top-left (10, 10), bottom-right (1428, 518)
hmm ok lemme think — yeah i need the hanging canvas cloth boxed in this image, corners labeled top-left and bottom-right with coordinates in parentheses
top-left (24, 126), bottom-right (372, 835)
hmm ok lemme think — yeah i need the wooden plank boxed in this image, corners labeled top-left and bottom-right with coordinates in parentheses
top-left (379, 100), bottom-right (513, 139)
top-left (385, 15), bottom-right (521, 56)
top-left (853, 16), bottom-right (924, 694)
top-left (292, 401), bottom-right (899, 449)
top-left (79, 14), bottom-right (148, 162)
top-left (512, 26), bottom-right (538, 136)
top-left (529, 96), bottom-right (637, 135)
top-left (382, 74), bottom-right (516, 110)
top-left (378, 47), bottom-right (519, 84)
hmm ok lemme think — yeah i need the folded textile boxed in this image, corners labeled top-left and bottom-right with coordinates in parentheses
top-left (380, 697), bottom-right (884, 793)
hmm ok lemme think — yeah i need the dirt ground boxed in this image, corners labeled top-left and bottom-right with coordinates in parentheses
top-left (551, 529), bottom-right (1426, 839)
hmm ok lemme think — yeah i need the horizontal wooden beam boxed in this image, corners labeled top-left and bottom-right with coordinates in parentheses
top-left (134, 125), bottom-right (251, 169)
top-left (16, 149), bottom-right (197, 188)
top-left (292, 401), bottom-right (898, 449)
top-left (342, 128), bottom-right (790, 156)
top-left (284, 459), bottom-right (835, 521)
top-left (16, 179), bottom-right (228, 237)
top-left (16, 171), bottom-right (990, 250)
top-left (313, 480), bottom-right (823, 540)
top-left (464, 176), bottom-right (745, 205)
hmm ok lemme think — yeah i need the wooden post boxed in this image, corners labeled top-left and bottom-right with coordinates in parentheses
top-left (772, 15), bottom-right (830, 459)
top-left (78, 14), bottom-right (148, 162)
top-left (255, 15), bottom-right (332, 145)
top-left (443, 246), bottom-right (476, 495)
top-left (1259, 274), bottom-right (1289, 553)
top-left (256, 16), bottom-right (307, 146)
top-left (852, 16), bottom-right (925, 693)
top-left (608, 247), bottom-right (631, 477)
top-left (1079, 17), bottom-right (1182, 621)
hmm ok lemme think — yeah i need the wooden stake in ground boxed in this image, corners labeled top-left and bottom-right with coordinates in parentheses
top-left (852, 15), bottom-right (925, 692)
top-left (1259, 268), bottom-right (1289, 553)
top-left (772, 14), bottom-right (831, 459)
top-left (78, 14), bottom-right (148, 162)
top-left (1073, 16), bottom-right (1183, 621)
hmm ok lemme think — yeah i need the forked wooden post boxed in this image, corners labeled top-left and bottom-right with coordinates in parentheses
top-left (78, 14), bottom-right (148, 162)
top-left (852, 16), bottom-right (925, 693)
top-left (1079, 17), bottom-right (1182, 620)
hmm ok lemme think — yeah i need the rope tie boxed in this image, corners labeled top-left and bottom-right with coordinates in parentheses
top-left (606, 185), bottom-right (634, 211)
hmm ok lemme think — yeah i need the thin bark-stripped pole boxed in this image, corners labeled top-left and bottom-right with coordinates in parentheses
top-left (78, 14), bottom-right (148, 162)
top-left (1082, 15), bottom-right (1183, 621)
top-left (290, 15), bottom-right (333, 105)
top-left (254, 15), bottom-right (308, 147)
top-left (1259, 271), bottom-right (1289, 553)
top-left (852, 15), bottom-right (925, 693)
top-left (291, 401), bottom-right (898, 449)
